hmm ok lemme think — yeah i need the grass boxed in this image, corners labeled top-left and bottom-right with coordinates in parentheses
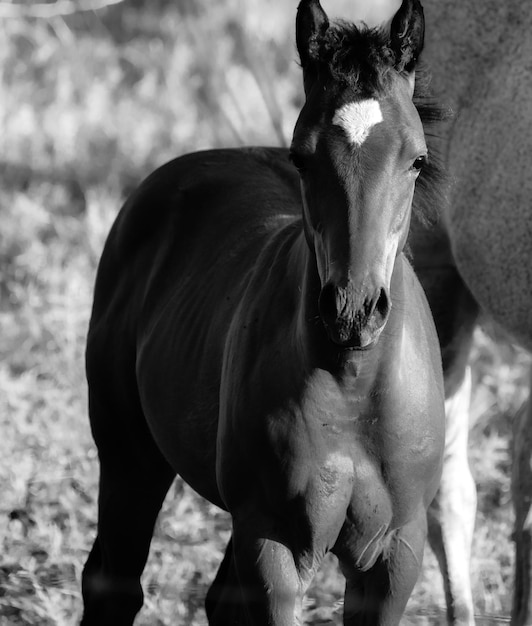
top-left (0, 2), bottom-right (530, 624)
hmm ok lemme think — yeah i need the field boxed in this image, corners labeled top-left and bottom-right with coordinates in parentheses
top-left (0, 1), bottom-right (530, 624)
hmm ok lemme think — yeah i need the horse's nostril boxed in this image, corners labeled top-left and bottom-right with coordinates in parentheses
top-left (363, 288), bottom-right (389, 321)
top-left (318, 282), bottom-right (391, 348)
top-left (375, 288), bottom-right (390, 319)
top-left (318, 282), bottom-right (338, 324)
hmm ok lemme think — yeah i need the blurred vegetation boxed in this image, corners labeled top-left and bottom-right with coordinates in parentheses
top-left (0, 1), bottom-right (530, 624)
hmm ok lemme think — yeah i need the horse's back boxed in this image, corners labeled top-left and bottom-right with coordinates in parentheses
top-left (88, 146), bottom-right (298, 347)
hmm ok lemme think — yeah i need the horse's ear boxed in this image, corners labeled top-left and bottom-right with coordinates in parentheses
top-left (390, 0), bottom-right (425, 73)
top-left (296, 0), bottom-right (329, 94)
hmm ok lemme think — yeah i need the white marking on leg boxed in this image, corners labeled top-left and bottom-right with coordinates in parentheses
top-left (332, 99), bottom-right (383, 146)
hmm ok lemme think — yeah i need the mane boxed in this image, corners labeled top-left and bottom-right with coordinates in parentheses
top-left (411, 61), bottom-right (451, 227)
top-left (309, 20), bottom-right (452, 226)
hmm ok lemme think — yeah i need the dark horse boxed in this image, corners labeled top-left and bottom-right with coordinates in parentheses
top-left (81, 0), bottom-right (445, 623)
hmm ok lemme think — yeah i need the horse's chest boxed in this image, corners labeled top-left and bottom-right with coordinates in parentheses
top-left (219, 361), bottom-right (442, 546)
top-left (292, 373), bottom-right (442, 528)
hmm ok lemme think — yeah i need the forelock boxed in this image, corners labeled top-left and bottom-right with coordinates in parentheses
top-left (308, 21), bottom-right (395, 96)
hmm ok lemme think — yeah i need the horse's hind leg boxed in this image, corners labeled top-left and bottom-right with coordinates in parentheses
top-left (427, 366), bottom-right (476, 626)
top-left (205, 536), bottom-right (247, 625)
top-left (81, 391), bottom-right (175, 626)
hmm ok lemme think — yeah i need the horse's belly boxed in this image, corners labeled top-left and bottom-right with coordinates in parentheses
top-left (137, 320), bottom-right (226, 509)
top-left (145, 404), bottom-right (225, 507)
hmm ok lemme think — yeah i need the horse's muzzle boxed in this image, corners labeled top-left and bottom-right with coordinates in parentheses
top-left (318, 282), bottom-right (391, 349)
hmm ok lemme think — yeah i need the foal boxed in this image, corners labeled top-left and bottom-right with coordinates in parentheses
top-left (81, 0), bottom-right (445, 624)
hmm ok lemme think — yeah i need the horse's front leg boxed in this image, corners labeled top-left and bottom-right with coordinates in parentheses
top-left (234, 512), bottom-right (302, 626)
top-left (335, 507), bottom-right (427, 626)
top-left (208, 508), bottom-right (303, 626)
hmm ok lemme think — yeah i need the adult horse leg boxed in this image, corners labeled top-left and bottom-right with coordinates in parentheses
top-left (410, 224), bottom-right (479, 624)
top-left (81, 390), bottom-right (175, 625)
top-left (427, 367), bottom-right (476, 626)
top-left (512, 369), bottom-right (532, 626)
top-left (336, 508), bottom-right (427, 626)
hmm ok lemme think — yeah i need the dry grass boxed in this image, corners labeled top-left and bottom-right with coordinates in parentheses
top-left (0, 2), bottom-right (529, 624)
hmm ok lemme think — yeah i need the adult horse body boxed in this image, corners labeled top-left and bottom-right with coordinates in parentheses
top-left (423, 0), bottom-right (532, 351)
top-left (403, 1), bottom-right (532, 624)
top-left (81, 1), bottom-right (445, 623)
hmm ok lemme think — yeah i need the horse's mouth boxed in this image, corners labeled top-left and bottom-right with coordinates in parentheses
top-left (323, 320), bottom-right (384, 351)
top-left (343, 339), bottom-right (378, 352)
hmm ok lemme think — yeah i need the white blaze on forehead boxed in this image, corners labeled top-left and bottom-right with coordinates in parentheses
top-left (332, 99), bottom-right (383, 146)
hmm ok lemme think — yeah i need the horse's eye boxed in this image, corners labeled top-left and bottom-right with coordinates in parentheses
top-left (411, 155), bottom-right (427, 173)
top-left (289, 151), bottom-right (306, 173)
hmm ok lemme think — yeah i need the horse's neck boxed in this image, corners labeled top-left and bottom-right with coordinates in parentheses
top-left (423, 0), bottom-right (531, 109)
top-left (290, 233), bottom-right (324, 355)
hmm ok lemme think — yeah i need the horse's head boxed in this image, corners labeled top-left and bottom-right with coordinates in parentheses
top-left (292, 0), bottom-right (427, 349)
